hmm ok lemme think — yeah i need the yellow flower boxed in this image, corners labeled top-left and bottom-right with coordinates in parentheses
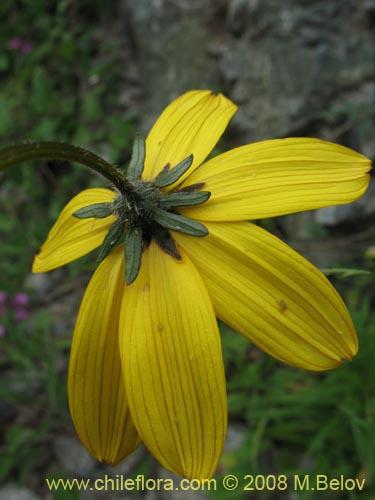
top-left (32, 90), bottom-right (371, 479)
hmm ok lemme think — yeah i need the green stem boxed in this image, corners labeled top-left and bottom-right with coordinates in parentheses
top-left (0, 141), bottom-right (133, 193)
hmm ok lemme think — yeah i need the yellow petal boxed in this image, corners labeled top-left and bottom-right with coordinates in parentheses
top-left (120, 241), bottom-right (227, 479)
top-left (32, 188), bottom-right (116, 272)
top-left (181, 138), bottom-right (371, 221)
top-left (143, 90), bottom-right (237, 182)
top-left (68, 246), bottom-right (140, 464)
top-left (174, 221), bottom-right (358, 370)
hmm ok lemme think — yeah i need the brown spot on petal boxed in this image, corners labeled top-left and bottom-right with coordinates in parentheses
top-left (278, 299), bottom-right (287, 312)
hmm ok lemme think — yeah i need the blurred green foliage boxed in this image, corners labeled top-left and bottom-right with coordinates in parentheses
top-left (0, 311), bottom-right (69, 484)
top-left (315, 101), bottom-right (374, 140)
top-left (0, 0), bottom-right (134, 292)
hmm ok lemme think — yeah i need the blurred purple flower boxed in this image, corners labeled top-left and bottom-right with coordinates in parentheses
top-left (8, 37), bottom-right (23, 50)
top-left (22, 41), bottom-right (32, 54)
top-left (15, 309), bottom-right (28, 321)
top-left (0, 291), bottom-right (30, 324)
top-left (12, 293), bottom-right (29, 321)
top-left (7, 38), bottom-right (32, 54)
top-left (12, 292), bottom-right (29, 308)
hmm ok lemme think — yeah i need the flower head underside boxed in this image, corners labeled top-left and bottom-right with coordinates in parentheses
top-left (30, 90), bottom-right (371, 479)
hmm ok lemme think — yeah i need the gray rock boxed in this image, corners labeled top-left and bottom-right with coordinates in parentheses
top-left (53, 436), bottom-right (96, 476)
top-left (24, 273), bottom-right (51, 297)
top-left (121, 0), bottom-right (373, 146)
top-left (224, 425), bottom-right (246, 453)
top-left (226, 0), bottom-right (251, 35)
top-left (122, 0), bottom-right (216, 135)
top-left (0, 485), bottom-right (41, 500)
top-left (316, 179), bottom-right (375, 226)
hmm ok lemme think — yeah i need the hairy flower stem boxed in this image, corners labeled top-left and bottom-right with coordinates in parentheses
top-left (0, 142), bottom-right (133, 194)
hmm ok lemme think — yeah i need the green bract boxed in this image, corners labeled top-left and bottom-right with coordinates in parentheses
top-left (72, 133), bottom-right (210, 284)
